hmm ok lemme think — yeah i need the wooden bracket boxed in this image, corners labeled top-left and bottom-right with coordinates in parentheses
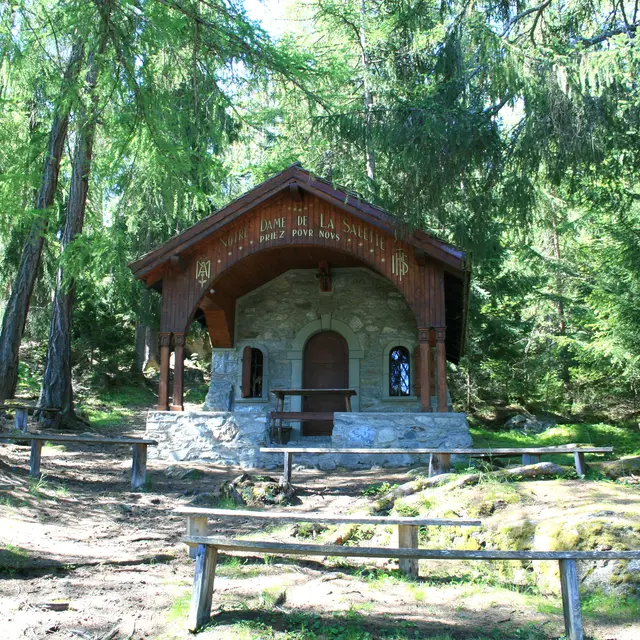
top-left (316, 260), bottom-right (331, 292)
top-left (288, 183), bottom-right (303, 202)
top-left (170, 254), bottom-right (186, 274)
top-left (414, 249), bottom-right (428, 266)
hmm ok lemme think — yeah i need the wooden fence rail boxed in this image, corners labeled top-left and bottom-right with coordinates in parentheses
top-left (183, 535), bottom-right (640, 640)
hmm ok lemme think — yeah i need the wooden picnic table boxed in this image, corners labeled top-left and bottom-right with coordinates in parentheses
top-left (0, 433), bottom-right (157, 489)
top-left (270, 388), bottom-right (357, 444)
top-left (260, 445), bottom-right (614, 483)
top-left (0, 404), bottom-right (60, 432)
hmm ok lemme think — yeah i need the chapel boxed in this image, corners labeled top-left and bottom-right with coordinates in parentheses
top-left (129, 165), bottom-right (472, 468)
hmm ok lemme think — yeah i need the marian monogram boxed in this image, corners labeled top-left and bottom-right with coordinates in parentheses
top-left (392, 249), bottom-right (409, 281)
top-left (195, 257), bottom-right (211, 285)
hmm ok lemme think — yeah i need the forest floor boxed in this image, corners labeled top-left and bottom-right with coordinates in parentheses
top-left (1, 404), bottom-right (639, 640)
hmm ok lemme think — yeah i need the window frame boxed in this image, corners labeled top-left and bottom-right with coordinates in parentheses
top-left (382, 341), bottom-right (418, 401)
top-left (236, 343), bottom-right (269, 403)
top-left (388, 345), bottom-right (411, 397)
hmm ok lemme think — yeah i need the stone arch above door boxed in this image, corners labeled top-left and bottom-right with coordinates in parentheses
top-left (287, 313), bottom-right (362, 414)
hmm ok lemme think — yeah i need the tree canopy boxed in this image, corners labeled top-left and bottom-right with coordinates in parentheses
top-left (1, 0), bottom-right (639, 419)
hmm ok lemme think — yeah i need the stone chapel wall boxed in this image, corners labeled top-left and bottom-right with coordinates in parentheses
top-left (204, 267), bottom-right (422, 413)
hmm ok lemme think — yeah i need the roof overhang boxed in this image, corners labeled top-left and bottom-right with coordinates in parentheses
top-left (129, 165), bottom-right (466, 284)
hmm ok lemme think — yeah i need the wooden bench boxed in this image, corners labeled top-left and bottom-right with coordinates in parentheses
top-left (270, 389), bottom-right (357, 444)
top-left (183, 535), bottom-right (640, 639)
top-left (260, 446), bottom-right (614, 482)
top-left (0, 433), bottom-right (157, 489)
top-left (174, 506), bottom-right (481, 570)
top-left (0, 404), bottom-right (60, 432)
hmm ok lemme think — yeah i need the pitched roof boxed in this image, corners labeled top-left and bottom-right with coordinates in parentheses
top-left (129, 164), bottom-right (466, 281)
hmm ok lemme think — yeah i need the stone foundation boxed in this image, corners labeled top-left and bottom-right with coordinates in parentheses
top-left (146, 411), bottom-right (270, 468)
top-left (146, 411), bottom-right (471, 470)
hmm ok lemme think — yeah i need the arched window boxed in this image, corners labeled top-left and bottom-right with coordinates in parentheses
top-left (389, 346), bottom-right (410, 396)
top-left (241, 347), bottom-right (264, 398)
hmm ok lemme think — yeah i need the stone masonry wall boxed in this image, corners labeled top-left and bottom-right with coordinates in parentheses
top-left (146, 411), bottom-right (270, 468)
top-left (146, 410), bottom-right (472, 470)
top-left (204, 267), bottom-right (421, 414)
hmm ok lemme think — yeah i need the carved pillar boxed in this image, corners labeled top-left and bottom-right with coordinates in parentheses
top-left (171, 333), bottom-right (185, 411)
top-left (435, 326), bottom-right (448, 412)
top-left (418, 328), bottom-right (432, 412)
top-left (158, 332), bottom-right (172, 411)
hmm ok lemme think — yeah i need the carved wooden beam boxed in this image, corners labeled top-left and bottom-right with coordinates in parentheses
top-left (288, 183), bottom-right (303, 202)
top-left (170, 254), bottom-right (186, 274)
top-left (414, 249), bottom-right (428, 267)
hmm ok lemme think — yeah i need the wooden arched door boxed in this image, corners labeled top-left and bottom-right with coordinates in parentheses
top-left (302, 330), bottom-right (349, 436)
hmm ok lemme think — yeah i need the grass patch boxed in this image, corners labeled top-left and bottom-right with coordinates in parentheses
top-left (184, 384), bottom-right (209, 405)
top-left (198, 608), bottom-right (549, 639)
top-left (43, 442), bottom-right (67, 452)
top-left (81, 405), bottom-right (135, 429)
top-left (471, 422), bottom-right (640, 462)
top-left (96, 385), bottom-right (156, 407)
top-left (77, 384), bottom-right (156, 429)
top-left (216, 555), bottom-right (264, 579)
top-left (582, 590), bottom-right (640, 621)
top-left (362, 482), bottom-right (397, 498)
top-left (15, 361), bottom-right (41, 397)
top-left (165, 592), bottom-right (190, 624)
top-left (29, 474), bottom-right (49, 498)
top-left (0, 543), bottom-right (30, 570)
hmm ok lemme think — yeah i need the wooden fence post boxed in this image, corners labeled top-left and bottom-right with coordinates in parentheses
top-left (188, 544), bottom-right (218, 631)
top-left (429, 453), bottom-right (451, 476)
top-left (397, 525), bottom-right (419, 578)
top-left (574, 451), bottom-right (586, 476)
top-left (15, 408), bottom-right (28, 432)
top-left (283, 452), bottom-right (293, 483)
top-left (30, 440), bottom-right (42, 477)
top-left (559, 558), bottom-right (584, 640)
top-left (186, 516), bottom-right (209, 559)
top-left (131, 443), bottom-right (148, 490)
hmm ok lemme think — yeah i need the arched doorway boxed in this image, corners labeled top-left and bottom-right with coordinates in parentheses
top-left (302, 331), bottom-right (349, 436)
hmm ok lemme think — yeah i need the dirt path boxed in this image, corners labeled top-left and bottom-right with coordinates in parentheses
top-left (1, 422), bottom-right (638, 640)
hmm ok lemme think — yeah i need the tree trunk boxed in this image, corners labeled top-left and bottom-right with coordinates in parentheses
top-left (359, 0), bottom-right (375, 181)
top-left (0, 43), bottom-right (84, 404)
top-left (134, 321), bottom-right (147, 373)
top-left (145, 327), bottom-right (160, 371)
top-left (39, 39), bottom-right (105, 427)
top-left (551, 207), bottom-right (571, 392)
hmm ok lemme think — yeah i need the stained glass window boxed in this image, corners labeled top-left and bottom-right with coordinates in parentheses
top-left (389, 346), bottom-right (410, 396)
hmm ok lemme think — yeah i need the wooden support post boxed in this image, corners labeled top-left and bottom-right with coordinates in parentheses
top-left (15, 408), bottom-right (28, 432)
top-left (283, 452), bottom-right (293, 483)
top-left (522, 453), bottom-right (541, 465)
top-left (418, 329), bottom-right (432, 412)
top-left (397, 524), bottom-right (419, 578)
top-left (559, 558), bottom-right (584, 640)
top-left (131, 443), bottom-right (148, 490)
top-left (171, 333), bottom-right (185, 411)
top-left (187, 516), bottom-right (209, 559)
top-left (434, 327), bottom-right (448, 412)
top-left (188, 544), bottom-right (218, 631)
top-left (158, 332), bottom-right (171, 411)
top-left (30, 440), bottom-right (42, 477)
top-left (429, 453), bottom-right (451, 477)
top-left (574, 451), bottom-right (586, 476)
